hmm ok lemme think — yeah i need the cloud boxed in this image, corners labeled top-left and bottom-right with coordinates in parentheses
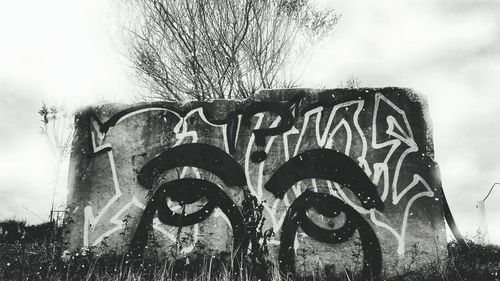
top-left (308, 0), bottom-right (500, 239)
top-left (0, 0), bottom-right (499, 241)
top-left (0, 89), bottom-right (59, 223)
top-left (0, 0), bottom-right (139, 108)
top-left (0, 85), bottom-right (43, 144)
top-left (0, 141), bottom-right (55, 223)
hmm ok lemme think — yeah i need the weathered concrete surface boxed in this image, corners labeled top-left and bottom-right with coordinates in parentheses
top-left (63, 88), bottom-right (447, 278)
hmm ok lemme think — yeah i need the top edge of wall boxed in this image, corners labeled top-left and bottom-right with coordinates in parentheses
top-left (74, 87), bottom-right (427, 113)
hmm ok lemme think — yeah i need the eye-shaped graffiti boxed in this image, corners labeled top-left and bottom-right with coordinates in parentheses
top-left (130, 178), bottom-right (247, 258)
top-left (280, 190), bottom-right (382, 280)
top-left (129, 143), bottom-right (248, 260)
top-left (264, 149), bottom-right (384, 210)
top-left (64, 88), bottom-right (452, 279)
top-left (266, 149), bottom-right (383, 280)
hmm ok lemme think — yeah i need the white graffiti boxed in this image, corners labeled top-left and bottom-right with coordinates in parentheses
top-left (369, 93), bottom-right (434, 255)
top-left (83, 107), bottom-right (229, 251)
top-left (81, 93), bottom-right (436, 256)
top-left (241, 94), bottom-right (435, 254)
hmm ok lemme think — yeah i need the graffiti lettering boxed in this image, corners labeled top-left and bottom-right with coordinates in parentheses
top-left (238, 92), bottom-right (304, 162)
top-left (64, 89), bottom-right (449, 278)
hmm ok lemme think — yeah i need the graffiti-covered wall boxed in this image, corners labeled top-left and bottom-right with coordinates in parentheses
top-left (64, 88), bottom-right (447, 278)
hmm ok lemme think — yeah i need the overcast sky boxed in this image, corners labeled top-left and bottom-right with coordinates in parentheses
top-left (0, 0), bottom-right (499, 243)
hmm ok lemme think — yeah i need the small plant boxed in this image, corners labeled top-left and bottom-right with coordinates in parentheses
top-left (242, 189), bottom-right (275, 280)
top-left (2, 217), bottom-right (500, 281)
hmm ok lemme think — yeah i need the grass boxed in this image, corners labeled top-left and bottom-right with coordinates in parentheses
top-left (0, 220), bottom-right (499, 281)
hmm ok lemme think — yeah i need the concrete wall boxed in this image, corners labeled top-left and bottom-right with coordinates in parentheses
top-left (63, 88), bottom-right (447, 278)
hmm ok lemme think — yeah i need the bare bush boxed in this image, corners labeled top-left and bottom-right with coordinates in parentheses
top-left (121, 0), bottom-right (339, 101)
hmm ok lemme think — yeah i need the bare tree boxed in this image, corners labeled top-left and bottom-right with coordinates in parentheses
top-left (122, 0), bottom-right (339, 101)
top-left (38, 103), bottom-right (74, 212)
